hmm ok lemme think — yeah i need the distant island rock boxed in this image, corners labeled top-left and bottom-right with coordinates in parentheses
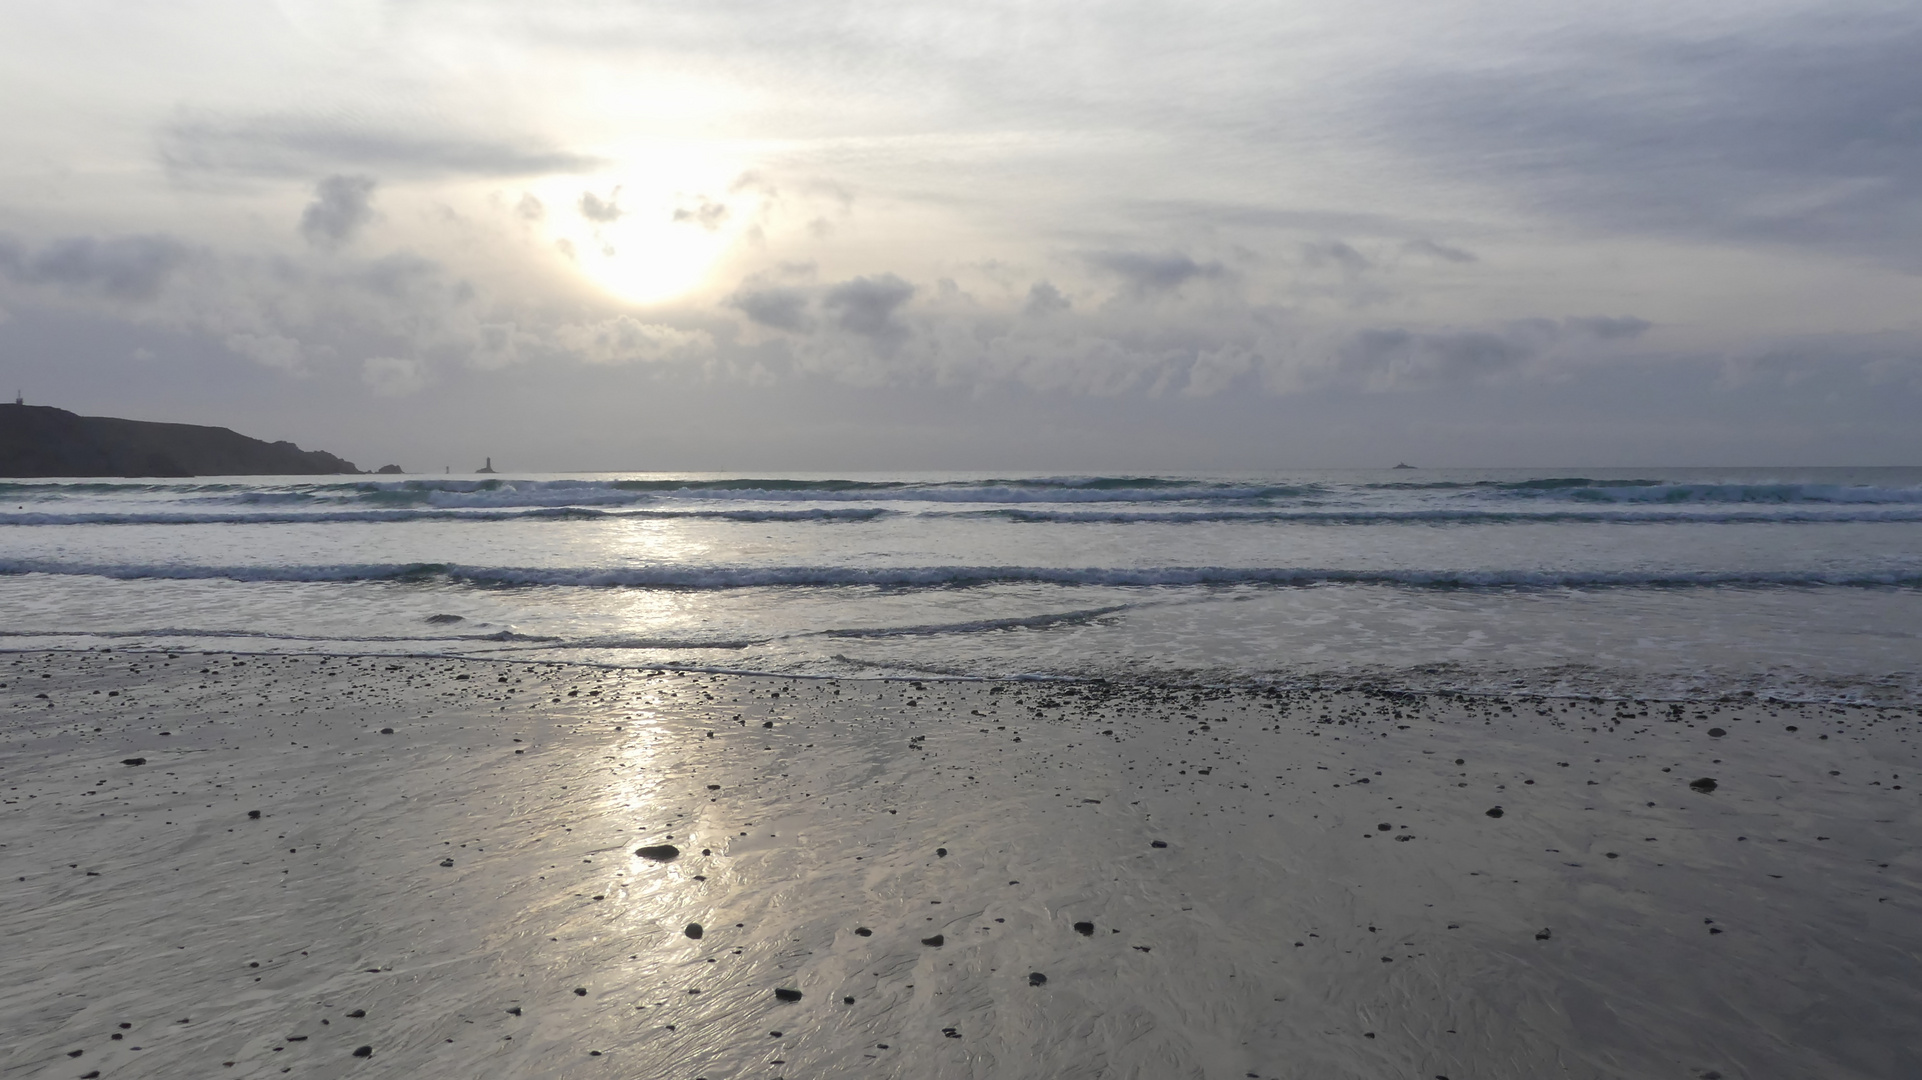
top-left (0, 403), bottom-right (360, 477)
top-left (1392, 462), bottom-right (1417, 469)
top-left (376, 464), bottom-right (405, 474)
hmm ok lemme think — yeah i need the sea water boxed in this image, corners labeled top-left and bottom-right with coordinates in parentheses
top-left (1, 468), bottom-right (1918, 703)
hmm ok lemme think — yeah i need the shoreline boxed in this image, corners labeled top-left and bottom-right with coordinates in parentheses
top-left (6, 643), bottom-right (1917, 710)
top-left (4, 649), bottom-right (1919, 1078)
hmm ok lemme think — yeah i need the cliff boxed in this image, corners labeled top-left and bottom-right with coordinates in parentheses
top-left (0, 404), bottom-right (360, 477)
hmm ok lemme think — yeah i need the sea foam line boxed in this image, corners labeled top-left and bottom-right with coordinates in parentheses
top-left (2, 560), bottom-right (1918, 590)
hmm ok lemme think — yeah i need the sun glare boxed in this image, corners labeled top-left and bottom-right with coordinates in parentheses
top-left (538, 161), bottom-right (742, 306)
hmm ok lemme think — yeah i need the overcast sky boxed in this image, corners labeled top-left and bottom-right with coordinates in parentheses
top-left (2, 0), bottom-right (1919, 470)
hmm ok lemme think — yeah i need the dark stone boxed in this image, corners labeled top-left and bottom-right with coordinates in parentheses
top-left (0, 403), bottom-right (361, 477)
top-left (121, 758), bottom-right (146, 766)
top-left (352, 1046), bottom-right (372, 1057)
top-left (1377, 823), bottom-right (1391, 831)
top-left (707, 784), bottom-right (721, 790)
top-left (1029, 972), bottom-right (1047, 986)
top-left (247, 810), bottom-right (261, 819)
top-left (635, 845), bottom-right (680, 861)
top-left (380, 728), bottom-right (394, 735)
top-left (1535, 928), bottom-right (1552, 940)
top-left (1150, 840), bottom-right (1167, 848)
top-left (854, 927), bottom-right (872, 936)
top-left (921, 934), bottom-right (944, 946)
top-left (346, 1009), bottom-right (366, 1018)
top-left (936, 847), bottom-right (948, 857)
top-left (1708, 727), bottom-right (1727, 737)
top-left (574, 988), bottom-right (587, 996)
top-left (506, 1007), bottom-right (521, 1016)
top-left (439, 858), bottom-right (454, 867)
top-left (685, 923), bottom-right (704, 939)
top-left (774, 988), bottom-right (803, 1002)
top-left (1690, 777), bottom-right (1719, 793)
top-left (1073, 921), bottom-right (1095, 936)
top-left (843, 996), bottom-right (855, 1004)
top-left (1485, 806), bottom-right (1504, 818)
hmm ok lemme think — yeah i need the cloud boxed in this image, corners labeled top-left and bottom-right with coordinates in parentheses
top-left (1083, 251), bottom-right (1225, 296)
top-left (822, 274), bottom-right (914, 341)
top-left (1565, 315), bottom-right (1653, 341)
top-left (1302, 240), bottom-right (1370, 274)
top-left (1379, 12), bottom-right (1922, 268)
top-left (579, 189), bottom-right (623, 223)
top-left (0, 234), bottom-right (191, 302)
top-left (362, 355), bottom-right (429, 397)
top-left (1335, 316), bottom-right (1652, 390)
top-left (159, 114), bottom-right (603, 179)
top-left (1023, 280), bottom-right (1070, 316)
top-left (300, 175), bottom-right (378, 249)
top-left (552, 316), bottom-right (713, 365)
top-left (728, 285), bottom-right (812, 331)
top-left (225, 332), bottom-right (306, 372)
top-left (1401, 238), bottom-right (1478, 264)
top-left (673, 198), bottom-right (730, 230)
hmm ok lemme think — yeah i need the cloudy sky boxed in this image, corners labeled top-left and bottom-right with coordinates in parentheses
top-left (2, 0), bottom-right (1919, 470)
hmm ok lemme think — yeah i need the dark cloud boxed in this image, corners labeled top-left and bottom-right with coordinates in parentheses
top-left (1402, 238), bottom-right (1478, 264)
top-left (159, 115), bottom-right (603, 179)
top-left (1382, 12), bottom-right (1922, 267)
top-left (1023, 280), bottom-right (1070, 316)
top-left (728, 285), bottom-right (812, 331)
top-left (579, 190), bottom-right (622, 223)
top-left (1339, 316), bottom-right (1649, 387)
top-left (1083, 250), bottom-right (1225, 295)
top-left (673, 198), bottom-right (730, 230)
top-left (300, 175), bottom-right (378, 249)
top-left (1565, 315), bottom-right (1652, 341)
top-left (0, 234), bottom-right (190, 301)
top-left (1302, 240), bottom-right (1370, 274)
top-left (822, 274), bottom-right (914, 341)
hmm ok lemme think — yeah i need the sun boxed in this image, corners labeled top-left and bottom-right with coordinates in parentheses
top-left (538, 163), bottom-right (742, 305)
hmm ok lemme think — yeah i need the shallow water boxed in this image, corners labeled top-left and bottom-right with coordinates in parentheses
top-left (1, 468), bottom-right (1918, 701)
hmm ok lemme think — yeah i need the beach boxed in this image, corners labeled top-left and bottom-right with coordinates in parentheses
top-left (4, 650), bottom-right (1918, 1079)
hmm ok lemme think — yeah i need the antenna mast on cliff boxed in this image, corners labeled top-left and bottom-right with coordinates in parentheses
top-left (12, 391), bottom-right (20, 406)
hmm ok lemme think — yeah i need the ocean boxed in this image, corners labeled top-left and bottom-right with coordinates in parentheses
top-left (2, 467), bottom-right (1918, 704)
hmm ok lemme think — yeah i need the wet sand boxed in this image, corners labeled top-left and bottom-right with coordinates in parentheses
top-left (3, 650), bottom-right (1919, 1079)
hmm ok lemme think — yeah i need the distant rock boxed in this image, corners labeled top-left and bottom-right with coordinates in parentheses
top-left (375, 464), bottom-right (404, 474)
top-left (1, 403), bottom-right (359, 476)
